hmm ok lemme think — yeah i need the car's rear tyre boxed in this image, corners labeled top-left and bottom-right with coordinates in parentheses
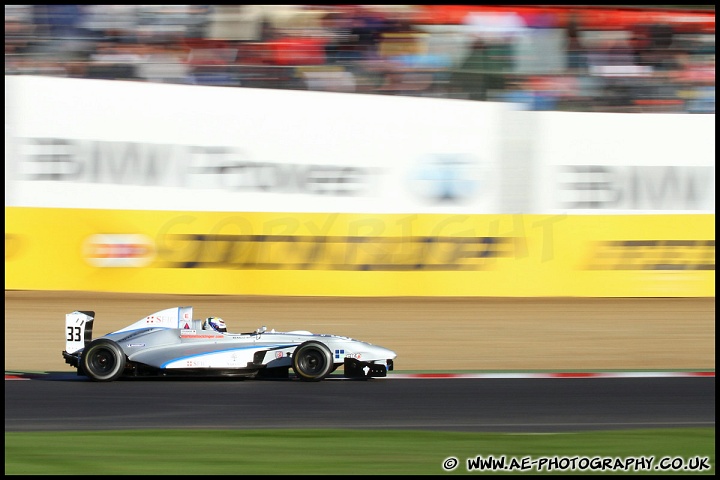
top-left (81, 339), bottom-right (126, 382)
top-left (292, 341), bottom-right (333, 381)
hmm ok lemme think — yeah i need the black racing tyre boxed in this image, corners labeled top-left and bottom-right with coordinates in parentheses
top-left (292, 341), bottom-right (333, 381)
top-left (81, 339), bottom-right (126, 382)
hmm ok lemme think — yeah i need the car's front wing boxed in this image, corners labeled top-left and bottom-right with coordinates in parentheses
top-left (343, 357), bottom-right (393, 378)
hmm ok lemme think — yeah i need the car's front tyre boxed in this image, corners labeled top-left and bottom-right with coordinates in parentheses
top-left (292, 341), bottom-right (333, 381)
top-left (81, 339), bottom-right (126, 382)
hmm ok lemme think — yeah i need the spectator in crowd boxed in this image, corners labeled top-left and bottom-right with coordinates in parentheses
top-left (565, 14), bottom-right (587, 72)
top-left (451, 38), bottom-right (489, 100)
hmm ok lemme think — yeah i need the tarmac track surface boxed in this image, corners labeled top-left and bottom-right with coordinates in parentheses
top-left (4, 374), bottom-right (715, 433)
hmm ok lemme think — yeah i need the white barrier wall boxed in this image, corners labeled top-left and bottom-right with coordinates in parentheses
top-left (5, 76), bottom-right (714, 215)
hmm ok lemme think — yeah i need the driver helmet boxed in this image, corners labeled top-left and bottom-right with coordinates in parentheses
top-left (203, 317), bottom-right (227, 333)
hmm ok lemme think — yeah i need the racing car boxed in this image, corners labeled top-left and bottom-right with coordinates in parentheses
top-left (62, 306), bottom-right (396, 382)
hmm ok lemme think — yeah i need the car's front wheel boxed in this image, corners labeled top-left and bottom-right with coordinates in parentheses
top-left (292, 341), bottom-right (333, 381)
top-left (81, 339), bottom-right (126, 382)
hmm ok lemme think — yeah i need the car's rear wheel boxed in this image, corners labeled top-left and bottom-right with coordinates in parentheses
top-left (292, 341), bottom-right (333, 381)
top-left (81, 339), bottom-right (126, 382)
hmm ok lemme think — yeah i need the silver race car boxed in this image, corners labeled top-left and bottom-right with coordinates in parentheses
top-left (62, 306), bottom-right (396, 382)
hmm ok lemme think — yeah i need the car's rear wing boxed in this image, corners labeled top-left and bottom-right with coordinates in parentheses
top-left (64, 306), bottom-right (194, 355)
top-left (65, 311), bottom-right (95, 354)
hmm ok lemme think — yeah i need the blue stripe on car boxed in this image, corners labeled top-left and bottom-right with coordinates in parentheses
top-left (160, 344), bottom-right (295, 368)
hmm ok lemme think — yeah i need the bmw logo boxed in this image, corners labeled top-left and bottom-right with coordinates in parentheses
top-left (407, 154), bottom-right (485, 204)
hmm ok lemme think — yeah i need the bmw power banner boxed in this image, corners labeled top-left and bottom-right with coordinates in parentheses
top-left (4, 75), bottom-right (506, 215)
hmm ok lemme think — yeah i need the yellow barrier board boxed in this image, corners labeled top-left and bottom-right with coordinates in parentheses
top-left (5, 207), bottom-right (715, 297)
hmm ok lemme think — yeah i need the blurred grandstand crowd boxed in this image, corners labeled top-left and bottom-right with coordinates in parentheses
top-left (5, 5), bottom-right (715, 113)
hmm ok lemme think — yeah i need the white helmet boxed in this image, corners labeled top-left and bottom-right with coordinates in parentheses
top-left (203, 317), bottom-right (227, 333)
